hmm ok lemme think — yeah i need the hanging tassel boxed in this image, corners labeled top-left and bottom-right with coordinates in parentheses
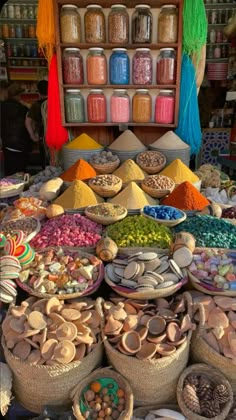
top-left (175, 54), bottom-right (202, 155)
top-left (183, 0), bottom-right (207, 59)
top-left (36, 0), bottom-right (56, 63)
top-left (46, 55), bottom-right (68, 151)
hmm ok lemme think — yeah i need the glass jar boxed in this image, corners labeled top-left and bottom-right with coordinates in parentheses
top-left (207, 45), bottom-right (214, 59)
top-left (28, 6), bottom-right (34, 19)
top-left (155, 89), bottom-right (175, 124)
top-left (87, 89), bottom-right (107, 123)
top-left (60, 5), bottom-right (81, 43)
top-left (21, 5), bottom-right (28, 19)
top-left (65, 89), bottom-right (85, 123)
top-left (85, 5), bottom-right (105, 43)
top-left (1, 5), bottom-right (8, 18)
top-left (15, 5), bottom-right (21, 19)
top-left (132, 48), bottom-right (152, 85)
top-left (31, 44), bottom-right (38, 58)
top-left (23, 24), bottom-right (29, 38)
top-left (2, 24), bottom-right (9, 38)
top-left (63, 48), bottom-right (84, 84)
top-left (9, 25), bottom-right (16, 38)
top-left (87, 48), bottom-right (107, 85)
top-left (25, 44), bottom-right (31, 57)
top-left (157, 48), bottom-right (176, 84)
top-left (132, 5), bottom-right (152, 43)
top-left (209, 29), bottom-right (216, 44)
top-left (110, 48), bottom-right (130, 85)
top-left (108, 5), bottom-right (129, 44)
top-left (214, 45), bottom-right (221, 59)
top-left (216, 30), bottom-right (223, 43)
top-left (111, 90), bottom-right (130, 123)
top-left (29, 24), bottom-right (36, 38)
top-left (158, 5), bottom-right (178, 43)
top-left (7, 4), bottom-right (15, 19)
top-left (15, 25), bottom-right (23, 38)
top-left (132, 89), bottom-right (152, 123)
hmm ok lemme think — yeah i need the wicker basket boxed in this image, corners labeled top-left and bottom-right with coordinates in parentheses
top-left (149, 146), bottom-right (190, 167)
top-left (85, 205), bottom-right (127, 226)
top-left (90, 159), bottom-right (120, 174)
top-left (141, 175), bottom-right (175, 198)
top-left (72, 367), bottom-right (134, 420)
top-left (89, 177), bottom-right (122, 198)
top-left (136, 151), bottom-right (166, 175)
top-left (0, 216), bottom-right (41, 243)
top-left (177, 363), bottom-right (233, 420)
top-left (16, 247), bottom-right (104, 300)
top-left (133, 405), bottom-right (181, 418)
top-left (0, 174), bottom-right (29, 199)
top-left (141, 207), bottom-right (187, 227)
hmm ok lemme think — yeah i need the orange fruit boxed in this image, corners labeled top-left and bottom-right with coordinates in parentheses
top-left (90, 381), bottom-right (102, 393)
top-left (117, 388), bottom-right (125, 398)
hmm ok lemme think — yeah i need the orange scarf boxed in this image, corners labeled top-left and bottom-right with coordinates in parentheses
top-left (36, 0), bottom-right (55, 63)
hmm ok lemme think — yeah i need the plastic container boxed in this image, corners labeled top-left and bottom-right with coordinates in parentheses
top-left (155, 89), bottom-right (175, 124)
top-left (108, 5), bottom-right (129, 44)
top-left (87, 48), bottom-right (107, 85)
top-left (132, 5), bottom-right (152, 43)
top-left (157, 48), bottom-right (176, 84)
top-left (132, 89), bottom-right (152, 123)
top-left (132, 48), bottom-right (153, 85)
top-left (110, 48), bottom-right (130, 85)
top-left (85, 5), bottom-right (105, 43)
top-left (64, 89), bottom-right (85, 123)
top-left (158, 5), bottom-right (178, 43)
top-left (110, 89), bottom-right (130, 123)
top-left (60, 5), bottom-right (81, 43)
top-left (62, 48), bottom-right (84, 84)
top-left (87, 89), bottom-right (107, 123)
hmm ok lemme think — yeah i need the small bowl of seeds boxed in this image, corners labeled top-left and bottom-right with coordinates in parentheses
top-left (141, 175), bottom-right (175, 198)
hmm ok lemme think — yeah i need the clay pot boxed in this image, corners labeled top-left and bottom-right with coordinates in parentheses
top-left (147, 316), bottom-right (166, 335)
top-left (104, 315), bottom-right (123, 336)
top-left (96, 237), bottom-right (118, 262)
top-left (172, 232), bottom-right (196, 253)
top-left (167, 322), bottom-right (182, 343)
top-left (123, 315), bottom-right (138, 332)
top-left (121, 331), bottom-right (141, 354)
top-left (156, 343), bottom-right (176, 356)
top-left (136, 341), bottom-right (157, 360)
top-left (208, 307), bottom-right (229, 329)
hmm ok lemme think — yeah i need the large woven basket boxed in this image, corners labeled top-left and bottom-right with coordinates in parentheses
top-left (177, 363), bottom-right (233, 420)
top-left (136, 151), bottom-right (166, 175)
top-left (141, 178), bottom-right (175, 199)
top-left (85, 205), bottom-right (127, 226)
top-left (90, 159), bottom-right (120, 174)
top-left (102, 293), bottom-right (193, 406)
top-left (0, 174), bottom-right (29, 199)
top-left (72, 367), bottom-right (133, 420)
top-left (191, 303), bottom-right (236, 393)
top-left (88, 177), bottom-right (122, 198)
top-left (2, 336), bottom-right (103, 414)
top-left (62, 147), bottom-right (104, 169)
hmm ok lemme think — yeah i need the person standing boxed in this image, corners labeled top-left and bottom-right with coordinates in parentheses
top-left (0, 83), bottom-right (37, 175)
top-left (25, 80), bottom-right (48, 168)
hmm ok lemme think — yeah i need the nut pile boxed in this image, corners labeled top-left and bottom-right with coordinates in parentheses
top-left (193, 295), bottom-right (236, 361)
top-left (89, 175), bottom-right (121, 187)
top-left (142, 175), bottom-right (174, 190)
top-left (90, 151), bottom-right (119, 165)
top-left (81, 379), bottom-right (126, 420)
top-left (137, 151), bottom-right (166, 168)
top-left (106, 251), bottom-right (187, 292)
top-left (103, 294), bottom-right (195, 359)
top-left (19, 248), bottom-right (102, 295)
top-left (86, 204), bottom-right (126, 217)
top-left (182, 373), bottom-right (230, 418)
top-left (2, 297), bottom-right (101, 364)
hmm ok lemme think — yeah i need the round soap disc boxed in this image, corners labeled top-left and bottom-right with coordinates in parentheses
top-left (0, 233), bottom-right (7, 248)
top-left (173, 247), bottom-right (193, 268)
top-left (169, 259), bottom-right (184, 279)
top-left (4, 238), bottom-right (16, 256)
top-left (11, 230), bottom-right (25, 247)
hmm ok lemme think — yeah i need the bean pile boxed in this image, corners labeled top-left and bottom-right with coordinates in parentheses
top-left (89, 175), bottom-right (121, 187)
top-left (137, 151), bottom-right (165, 168)
top-left (142, 175), bottom-right (174, 190)
top-left (174, 215), bottom-right (236, 248)
top-left (107, 215), bottom-right (173, 248)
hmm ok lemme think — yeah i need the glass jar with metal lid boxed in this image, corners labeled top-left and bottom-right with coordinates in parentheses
top-left (132, 48), bottom-right (153, 85)
top-left (158, 5), bottom-right (178, 43)
top-left (132, 5), bottom-right (152, 43)
top-left (110, 89), bottom-right (130, 123)
top-left (108, 5), bottom-right (129, 44)
top-left (87, 48), bottom-right (107, 85)
top-left (87, 89), bottom-right (107, 123)
top-left (110, 48), bottom-right (130, 85)
top-left (62, 48), bottom-right (84, 84)
top-left (85, 5), bottom-right (106, 43)
top-left (60, 5), bottom-right (81, 43)
top-left (64, 89), bottom-right (85, 123)
top-left (155, 89), bottom-right (175, 124)
top-left (156, 48), bottom-right (176, 84)
top-left (133, 89), bottom-right (152, 123)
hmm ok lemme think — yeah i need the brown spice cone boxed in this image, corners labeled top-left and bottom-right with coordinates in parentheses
top-left (182, 383), bottom-right (201, 414)
top-left (213, 383), bottom-right (230, 405)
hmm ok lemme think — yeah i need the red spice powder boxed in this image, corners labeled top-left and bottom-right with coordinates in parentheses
top-left (162, 181), bottom-right (209, 211)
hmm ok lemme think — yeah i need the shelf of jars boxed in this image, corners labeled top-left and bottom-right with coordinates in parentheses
top-left (55, 0), bottom-right (183, 129)
top-left (204, 2), bottom-right (236, 9)
top-left (206, 58), bottom-right (229, 62)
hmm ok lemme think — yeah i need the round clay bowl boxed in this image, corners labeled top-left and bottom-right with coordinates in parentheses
top-left (147, 332), bottom-right (167, 344)
top-left (167, 334), bottom-right (187, 347)
top-left (158, 308), bottom-right (176, 320)
top-left (121, 331), bottom-right (141, 354)
top-left (136, 326), bottom-right (148, 342)
top-left (156, 343), bottom-right (176, 356)
top-left (167, 322), bottom-right (182, 343)
top-left (136, 341), bottom-right (157, 360)
top-left (147, 316), bottom-right (166, 335)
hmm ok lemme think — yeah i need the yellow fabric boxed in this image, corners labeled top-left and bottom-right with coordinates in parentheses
top-left (36, 0), bottom-right (56, 63)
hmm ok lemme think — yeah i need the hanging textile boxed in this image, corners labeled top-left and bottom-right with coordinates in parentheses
top-left (46, 55), bottom-right (68, 150)
top-left (175, 54), bottom-right (202, 155)
top-left (183, 0), bottom-right (207, 58)
top-left (36, 0), bottom-right (56, 63)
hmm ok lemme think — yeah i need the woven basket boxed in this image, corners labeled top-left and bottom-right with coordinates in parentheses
top-left (89, 177), bottom-right (122, 198)
top-left (191, 303), bottom-right (236, 393)
top-left (141, 179), bottom-right (175, 199)
top-left (0, 216), bottom-right (41, 243)
top-left (16, 247), bottom-right (104, 300)
top-left (72, 367), bottom-right (133, 420)
top-left (136, 151), bottom-right (166, 175)
top-left (177, 363), bottom-right (233, 420)
top-left (133, 405), bottom-right (181, 418)
top-left (140, 207), bottom-right (186, 227)
top-left (85, 206), bottom-right (127, 226)
top-left (90, 160), bottom-right (120, 174)
top-left (102, 292), bottom-right (193, 406)
top-left (2, 336), bottom-right (103, 414)
top-left (149, 146), bottom-right (190, 167)
top-left (0, 174), bottom-right (29, 199)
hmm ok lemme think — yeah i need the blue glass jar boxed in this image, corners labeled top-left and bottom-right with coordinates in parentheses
top-left (109, 48), bottom-right (130, 85)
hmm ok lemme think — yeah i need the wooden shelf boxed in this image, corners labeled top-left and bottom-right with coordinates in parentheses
top-left (8, 57), bottom-right (45, 60)
top-left (205, 2), bottom-right (236, 9)
top-left (8, 66), bottom-right (48, 69)
top-left (0, 18), bottom-right (36, 22)
top-left (60, 42), bottom-right (179, 50)
top-left (206, 58), bottom-right (229, 62)
top-left (57, 0), bottom-right (181, 6)
top-left (63, 84), bottom-right (177, 89)
top-left (63, 122), bottom-right (176, 127)
top-left (4, 38), bottom-right (37, 41)
top-left (206, 43), bottom-right (230, 46)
